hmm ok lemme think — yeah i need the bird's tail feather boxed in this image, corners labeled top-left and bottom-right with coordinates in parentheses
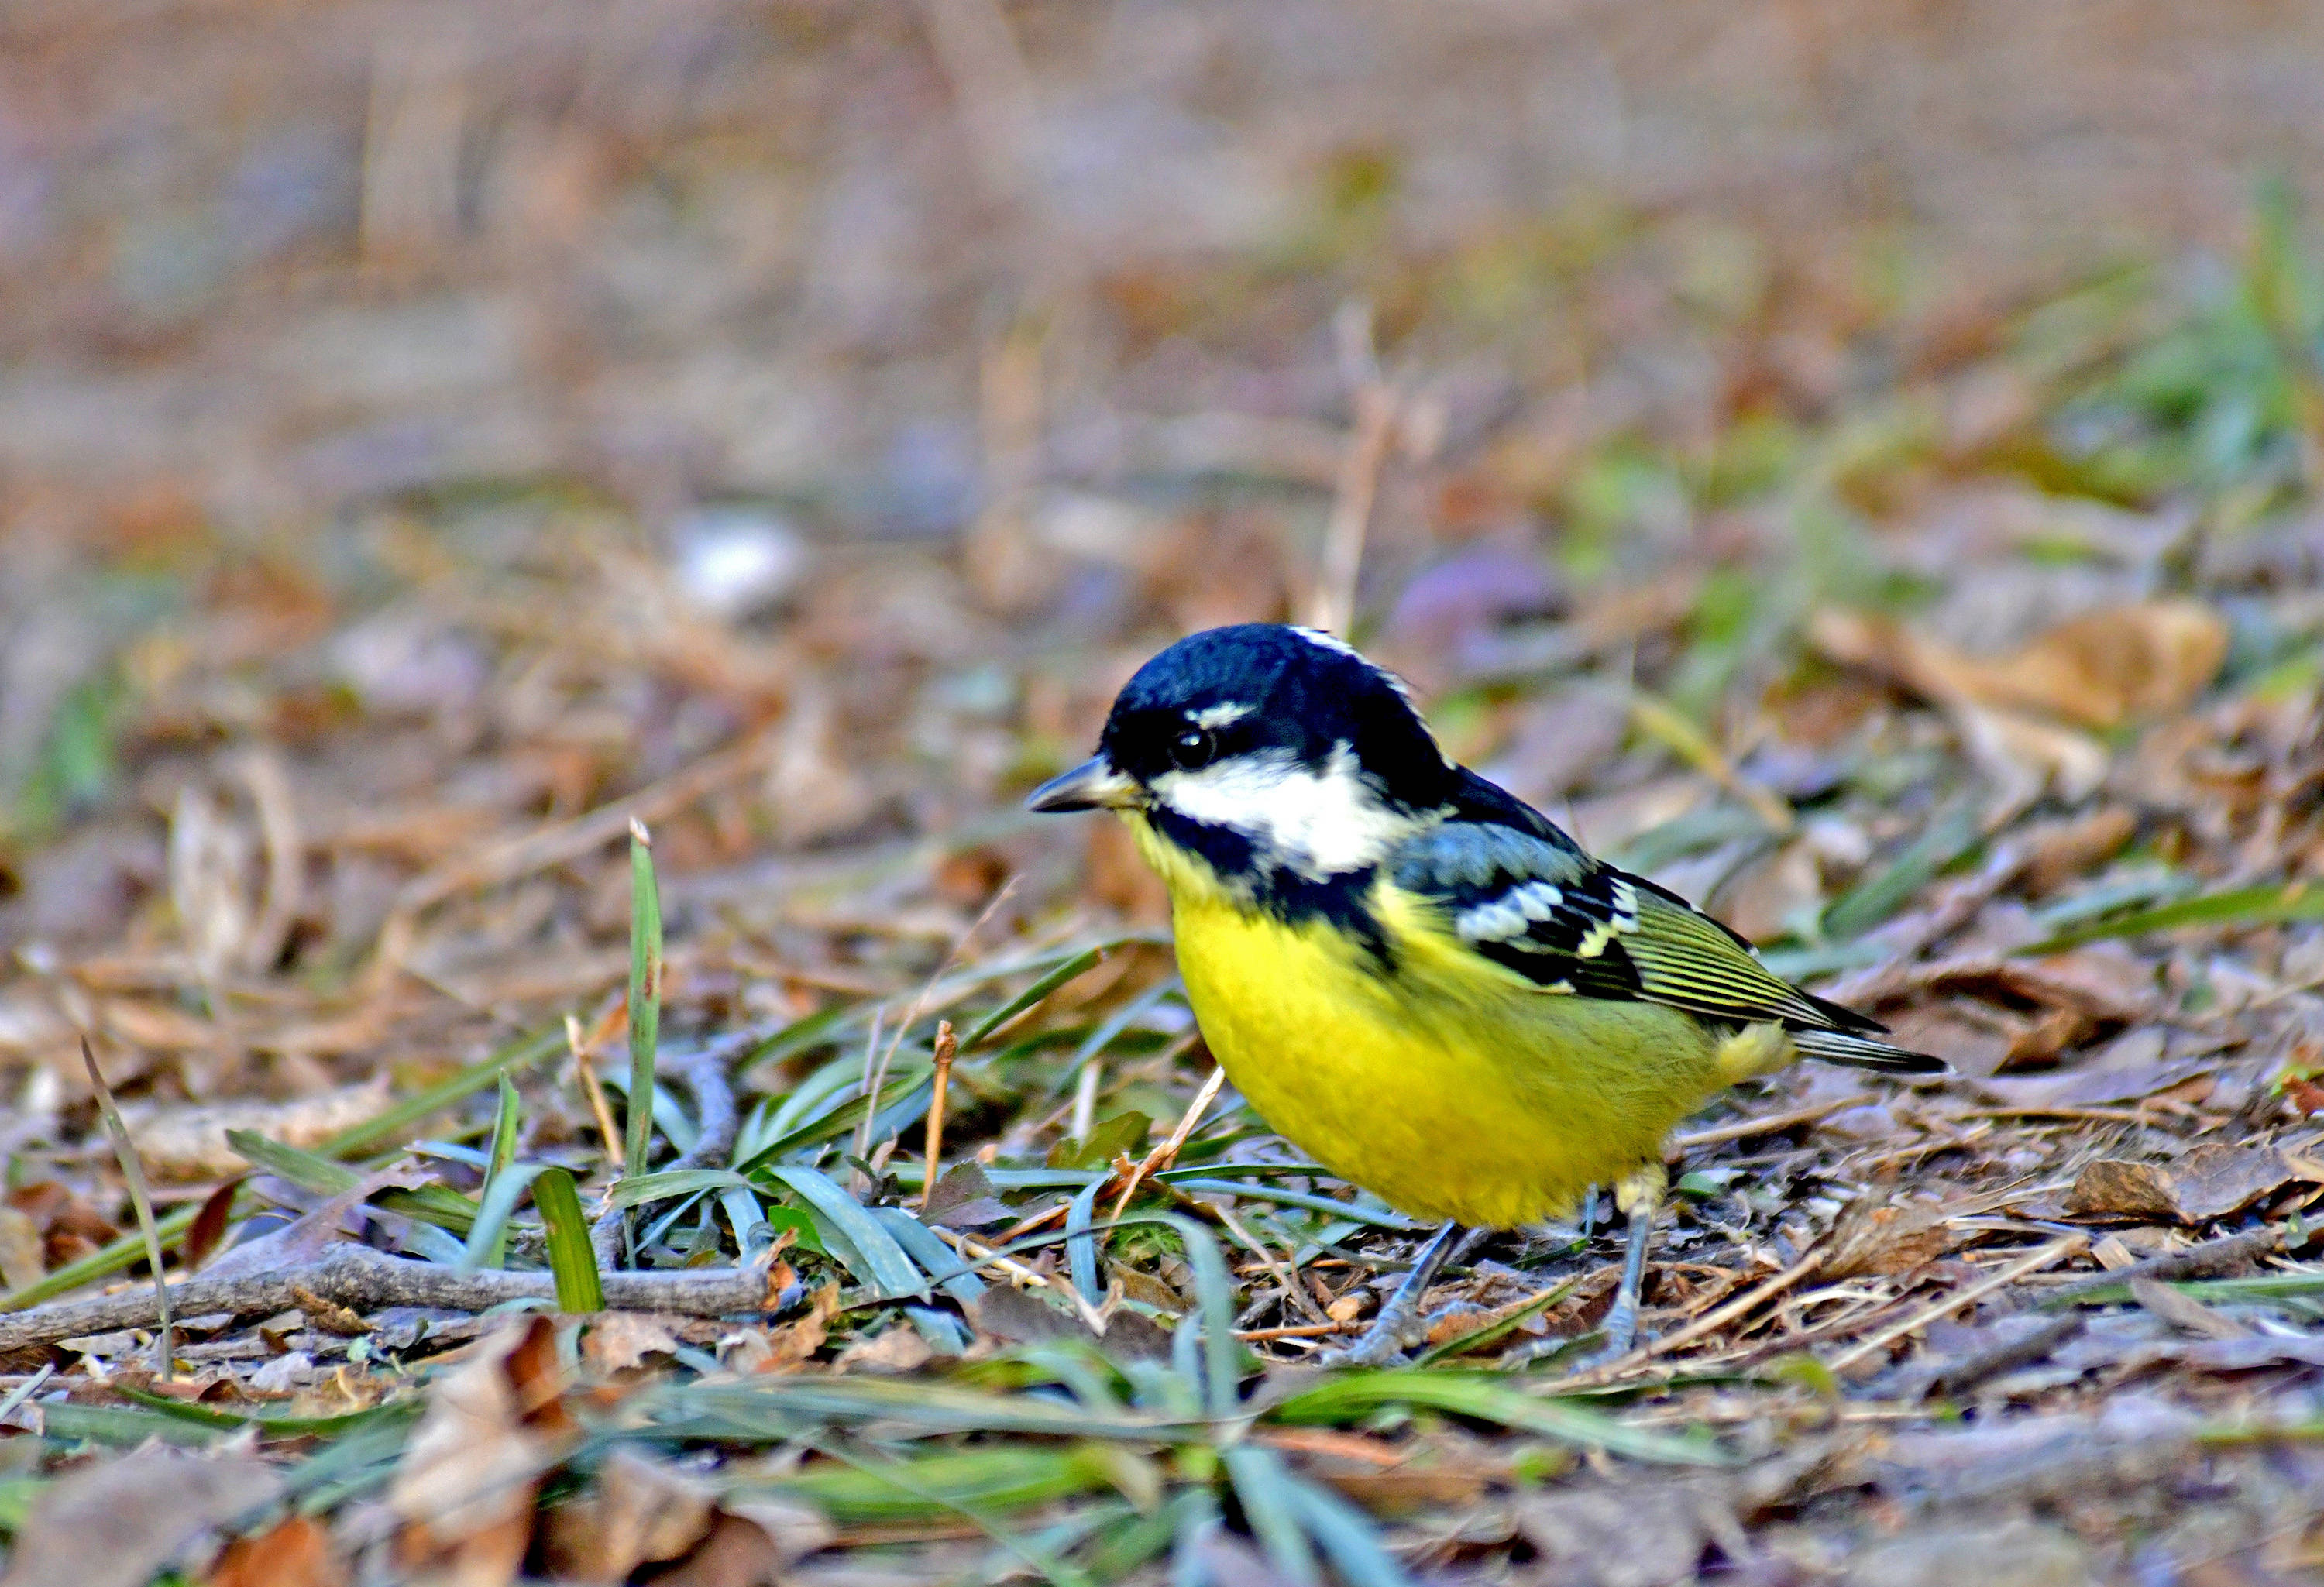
top-left (1793, 1027), bottom-right (1947, 1074)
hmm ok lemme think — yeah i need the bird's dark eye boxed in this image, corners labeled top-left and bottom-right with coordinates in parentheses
top-left (1168, 727), bottom-right (1218, 770)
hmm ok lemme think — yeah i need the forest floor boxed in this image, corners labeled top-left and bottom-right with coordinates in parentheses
top-left (5, 7), bottom-right (2324, 1586)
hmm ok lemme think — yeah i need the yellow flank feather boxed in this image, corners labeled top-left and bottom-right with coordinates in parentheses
top-left (1127, 812), bottom-right (1772, 1228)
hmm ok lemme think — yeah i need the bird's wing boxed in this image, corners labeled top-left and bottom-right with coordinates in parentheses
top-left (1387, 816), bottom-right (1882, 1036)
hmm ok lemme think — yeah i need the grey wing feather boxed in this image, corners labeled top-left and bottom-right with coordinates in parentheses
top-left (1389, 817), bottom-right (1943, 1073)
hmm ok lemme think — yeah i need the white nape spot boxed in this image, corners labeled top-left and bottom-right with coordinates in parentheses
top-left (1189, 702), bottom-right (1254, 730)
top-left (1288, 627), bottom-right (1420, 705)
top-left (1153, 740), bottom-right (1425, 878)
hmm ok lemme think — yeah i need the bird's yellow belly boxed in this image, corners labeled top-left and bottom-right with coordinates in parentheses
top-left (1161, 881), bottom-right (1731, 1229)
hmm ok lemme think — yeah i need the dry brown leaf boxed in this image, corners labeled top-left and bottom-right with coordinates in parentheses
top-left (1824, 1194), bottom-right (1959, 1279)
top-left (832, 1322), bottom-right (936, 1373)
top-left (0, 1446), bottom-right (283, 1587)
top-left (2015, 806), bottom-right (2138, 897)
top-left (1968, 600), bottom-right (2229, 729)
top-left (1810, 603), bottom-right (2227, 807)
top-left (1714, 839), bottom-right (1822, 944)
top-left (720, 1281), bottom-right (838, 1374)
top-left (1951, 700), bottom-right (2109, 807)
top-left (2064, 1160), bottom-right (2180, 1221)
top-left (206, 1514), bottom-right (348, 1587)
top-left (538, 1448), bottom-right (717, 1585)
top-left (124, 1079), bottom-right (394, 1181)
top-left (389, 1316), bottom-right (577, 1585)
top-left (582, 1310), bottom-right (682, 1375)
top-left (2128, 1275), bottom-right (2250, 1341)
top-left (1842, 1518), bottom-right (2093, 1587)
top-left (1811, 601), bottom-right (2226, 730)
top-left (2065, 1145), bottom-right (2292, 1224)
top-left (650, 1504), bottom-right (835, 1587)
top-left (0, 1206), bottom-right (43, 1292)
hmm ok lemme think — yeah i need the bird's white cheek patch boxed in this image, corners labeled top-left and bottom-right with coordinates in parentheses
top-left (1153, 744), bottom-right (1423, 878)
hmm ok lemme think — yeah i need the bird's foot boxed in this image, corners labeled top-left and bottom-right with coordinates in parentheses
top-left (1313, 1220), bottom-right (1468, 1368)
top-left (1315, 1308), bottom-right (1425, 1368)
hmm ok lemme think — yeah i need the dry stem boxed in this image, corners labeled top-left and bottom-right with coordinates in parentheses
top-left (0, 1242), bottom-right (774, 1354)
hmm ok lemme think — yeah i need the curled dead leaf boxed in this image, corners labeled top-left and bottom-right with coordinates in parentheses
top-left (1, 1445), bottom-right (282, 1587)
top-left (720, 1281), bottom-right (838, 1374)
top-left (127, 1080), bottom-right (394, 1182)
top-left (1824, 1194), bottom-right (1958, 1279)
top-left (582, 1310), bottom-right (682, 1375)
top-left (207, 1514), bottom-right (348, 1587)
top-left (539, 1447), bottom-right (716, 1585)
top-left (2065, 1144), bottom-right (2294, 1224)
top-left (389, 1316), bottom-right (578, 1584)
top-left (1811, 600), bottom-right (2227, 730)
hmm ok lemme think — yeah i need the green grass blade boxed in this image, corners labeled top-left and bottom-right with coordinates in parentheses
top-left (1822, 795), bottom-right (1982, 943)
top-left (761, 1165), bottom-right (927, 1297)
top-left (81, 1040), bottom-right (170, 1369)
top-left (229, 1128), bottom-right (362, 1194)
top-left (2018, 878), bottom-right (2324, 955)
top-left (324, 1025), bottom-right (565, 1157)
top-left (1126, 1214), bottom-right (1241, 1416)
top-left (1268, 1372), bottom-right (1730, 1465)
top-left (4, 1029), bottom-right (559, 1311)
top-left (1171, 1486), bottom-right (1221, 1587)
top-left (732, 1070), bottom-right (933, 1177)
top-left (458, 1162), bottom-right (548, 1273)
top-left (869, 1207), bottom-right (987, 1304)
top-left (224, 1128), bottom-right (480, 1242)
top-left (1281, 1468), bottom-right (1415, 1587)
top-left (965, 946), bottom-right (1107, 1048)
top-left (115, 1385), bottom-right (423, 1438)
top-left (670, 1376), bottom-right (1200, 1440)
top-left (607, 1166), bottom-right (755, 1210)
top-left (1222, 1445), bottom-right (1322, 1587)
top-left (473, 1076), bottom-right (524, 1266)
top-left (627, 819), bottom-right (665, 1178)
top-left (535, 1166), bottom-right (605, 1311)
top-left (1065, 1179), bottom-right (1104, 1304)
top-left (1161, 1179), bottom-right (1418, 1229)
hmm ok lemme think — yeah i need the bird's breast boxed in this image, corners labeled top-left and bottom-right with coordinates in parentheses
top-left (1128, 815), bottom-right (1724, 1228)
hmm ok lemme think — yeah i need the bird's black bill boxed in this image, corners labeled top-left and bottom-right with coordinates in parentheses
top-left (1025, 756), bottom-right (1139, 813)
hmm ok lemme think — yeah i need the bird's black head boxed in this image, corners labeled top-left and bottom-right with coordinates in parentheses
top-left (1026, 624), bottom-right (1454, 880)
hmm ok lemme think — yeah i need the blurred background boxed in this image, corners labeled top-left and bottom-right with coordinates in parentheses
top-left (4, 2), bottom-right (2324, 1198)
top-left (9, 9), bottom-right (2324, 1580)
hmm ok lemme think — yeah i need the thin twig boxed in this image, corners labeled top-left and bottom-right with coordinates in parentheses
top-left (922, 1020), bottom-right (959, 1212)
top-left (82, 1039), bottom-right (170, 1377)
top-left (0, 1242), bottom-right (777, 1352)
top-left (2037, 1226), bottom-right (2284, 1305)
top-left (858, 879), bottom-right (1019, 1166)
top-left (1212, 1204), bottom-right (1331, 1327)
top-left (1827, 1235), bottom-right (2089, 1375)
top-left (1305, 302), bottom-right (1397, 637)
top-left (931, 1227), bottom-right (1111, 1335)
top-left (566, 1012), bottom-right (624, 1166)
top-left (1110, 1064), bottom-right (1228, 1223)
top-left (1673, 1098), bottom-right (1851, 1150)
top-left (1564, 1248), bottom-right (1829, 1385)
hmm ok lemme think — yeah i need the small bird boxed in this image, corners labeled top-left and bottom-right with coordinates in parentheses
top-left (1028, 623), bottom-right (1941, 1365)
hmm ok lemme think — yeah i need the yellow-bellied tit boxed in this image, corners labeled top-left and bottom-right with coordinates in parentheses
top-left (1028, 623), bottom-right (1942, 1365)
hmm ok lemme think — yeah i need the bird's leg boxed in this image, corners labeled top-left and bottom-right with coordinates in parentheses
top-left (1578, 1163), bottom-right (1666, 1366)
top-left (1317, 1220), bottom-right (1465, 1367)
